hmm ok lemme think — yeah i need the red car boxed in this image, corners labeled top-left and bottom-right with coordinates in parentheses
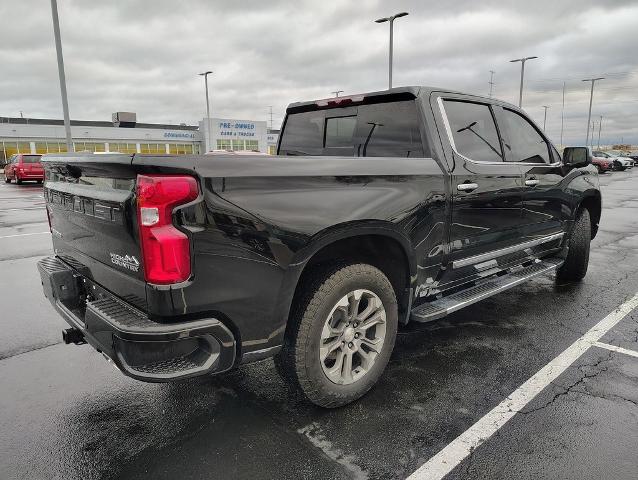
top-left (591, 153), bottom-right (614, 173)
top-left (3, 154), bottom-right (44, 184)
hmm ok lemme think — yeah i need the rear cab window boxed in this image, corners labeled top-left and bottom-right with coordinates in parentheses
top-left (279, 99), bottom-right (426, 157)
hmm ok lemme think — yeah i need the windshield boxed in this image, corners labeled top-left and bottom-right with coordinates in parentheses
top-left (22, 155), bottom-right (42, 163)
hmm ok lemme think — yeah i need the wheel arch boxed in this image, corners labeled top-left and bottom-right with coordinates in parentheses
top-left (577, 190), bottom-right (602, 239)
top-left (275, 223), bottom-right (416, 341)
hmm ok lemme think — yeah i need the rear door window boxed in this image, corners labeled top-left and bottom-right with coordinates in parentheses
top-left (22, 155), bottom-right (42, 163)
top-left (353, 102), bottom-right (424, 157)
top-left (279, 100), bottom-right (425, 157)
top-left (443, 100), bottom-right (503, 162)
top-left (499, 109), bottom-right (551, 164)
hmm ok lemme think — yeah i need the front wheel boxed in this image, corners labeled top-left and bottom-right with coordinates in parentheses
top-left (15, 176), bottom-right (22, 185)
top-left (556, 208), bottom-right (591, 283)
top-left (275, 263), bottom-right (398, 408)
top-left (4, 177), bottom-right (9, 183)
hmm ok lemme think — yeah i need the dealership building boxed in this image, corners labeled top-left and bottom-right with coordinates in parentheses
top-left (200, 118), bottom-right (278, 154)
top-left (0, 113), bottom-right (279, 161)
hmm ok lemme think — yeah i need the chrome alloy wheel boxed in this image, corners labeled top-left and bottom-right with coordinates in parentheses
top-left (319, 289), bottom-right (387, 385)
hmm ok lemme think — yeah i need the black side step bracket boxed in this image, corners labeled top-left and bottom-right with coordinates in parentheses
top-left (410, 258), bottom-right (563, 323)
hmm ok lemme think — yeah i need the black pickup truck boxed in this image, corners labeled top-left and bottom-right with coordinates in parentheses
top-left (38, 86), bottom-right (600, 407)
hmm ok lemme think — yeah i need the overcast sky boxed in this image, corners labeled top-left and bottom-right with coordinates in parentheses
top-left (1, 0), bottom-right (637, 145)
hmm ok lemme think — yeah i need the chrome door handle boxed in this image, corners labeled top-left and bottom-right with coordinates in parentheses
top-left (525, 179), bottom-right (540, 187)
top-left (457, 182), bottom-right (479, 192)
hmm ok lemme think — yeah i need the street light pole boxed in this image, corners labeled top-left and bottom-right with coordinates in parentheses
top-left (488, 70), bottom-right (495, 98)
top-left (560, 81), bottom-right (566, 147)
top-left (332, 90), bottom-right (344, 97)
top-left (50, 0), bottom-right (73, 151)
top-left (509, 56), bottom-right (538, 108)
top-left (597, 115), bottom-right (602, 149)
top-left (375, 12), bottom-right (409, 89)
top-left (582, 77), bottom-right (604, 146)
top-left (542, 105), bottom-right (549, 131)
top-left (198, 71), bottom-right (213, 153)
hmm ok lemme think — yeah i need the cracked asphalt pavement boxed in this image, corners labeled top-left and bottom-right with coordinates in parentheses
top-left (1, 171), bottom-right (637, 480)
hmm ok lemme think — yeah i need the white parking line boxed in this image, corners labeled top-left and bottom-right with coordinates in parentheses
top-left (407, 292), bottom-right (638, 480)
top-left (0, 232), bottom-right (50, 240)
top-left (594, 341), bottom-right (638, 359)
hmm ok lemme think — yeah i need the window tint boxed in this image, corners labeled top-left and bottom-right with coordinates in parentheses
top-left (443, 100), bottom-right (503, 162)
top-left (551, 145), bottom-right (561, 163)
top-left (353, 102), bottom-right (424, 157)
top-left (22, 155), bottom-right (42, 163)
top-left (279, 100), bottom-right (425, 157)
top-left (279, 110), bottom-right (325, 155)
top-left (500, 109), bottom-right (550, 164)
top-left (325, 116), bottom-right (357, 148)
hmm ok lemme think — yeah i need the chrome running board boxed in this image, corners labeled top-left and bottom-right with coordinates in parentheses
top-left (451, 233), bottom-right (564, 269)
top-left (410, 258), bottom-right (563, 323)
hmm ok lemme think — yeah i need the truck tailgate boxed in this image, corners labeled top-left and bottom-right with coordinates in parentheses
top-left (42, 153), bottom-right (148, 310)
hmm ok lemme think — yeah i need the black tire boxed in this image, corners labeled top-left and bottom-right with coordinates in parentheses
top-left (275, 263), bottom-right (398, 408)
top-left (4, 177), bottom-right (9, 183)
top-left (556, 208), bottom-right (591, 283)
top-left (596, 165), bottom-right (603, 174)
top-left (15, 177), bottom-right (22, 185)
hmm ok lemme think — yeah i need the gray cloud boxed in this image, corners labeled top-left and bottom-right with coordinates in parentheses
top-left (1, 0), bottom-right (636, 144)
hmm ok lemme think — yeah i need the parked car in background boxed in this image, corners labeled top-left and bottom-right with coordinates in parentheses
top-left (610, 151), bottom-right (636, 167)
top-left (3, 154), bottom-right (44, 184)
top-left (592, 151), bottom-right (632, 171)
top-left (591, 153), bottom-right (614, 173)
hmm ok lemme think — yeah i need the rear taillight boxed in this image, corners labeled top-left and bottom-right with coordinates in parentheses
top-left (136, 174), bottom-right (198, 285)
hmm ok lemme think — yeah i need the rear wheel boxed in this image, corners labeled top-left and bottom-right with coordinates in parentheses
top-left (15, 176), bottom-right (22, 185)
top-left (275, 263), bottom-right (398, 408)
top-left (4, 177), bottom-right (9, 183)
top-left (556, 208), bottom-right (591, 283)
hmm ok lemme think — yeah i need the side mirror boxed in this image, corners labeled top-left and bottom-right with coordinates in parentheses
top-left (563, 146), bottom-right (591, 168)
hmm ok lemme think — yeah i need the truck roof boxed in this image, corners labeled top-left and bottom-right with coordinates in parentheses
top-left (285, 85), bottom-right (494, 113)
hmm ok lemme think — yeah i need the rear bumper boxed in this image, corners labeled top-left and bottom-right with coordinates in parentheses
top-left (37, 256), bottom-right (236, 382)
top-left (15, 172), bottom-right (44, 180)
